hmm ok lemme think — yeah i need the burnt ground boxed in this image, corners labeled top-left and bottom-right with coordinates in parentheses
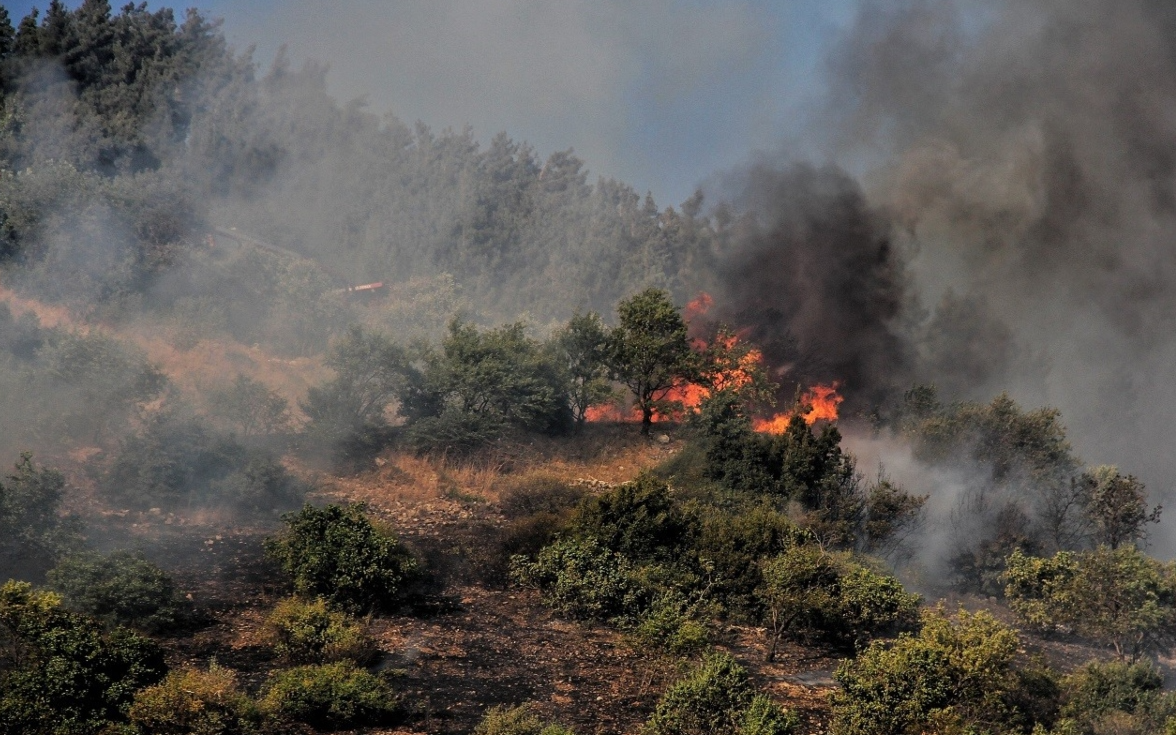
top-left (78, 438), bottom-right (843, 735)
top-left (73, 430), bottom-right (1146, 735)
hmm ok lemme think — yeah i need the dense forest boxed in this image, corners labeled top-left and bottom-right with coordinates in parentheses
top-left (2, 3), bottom-right (1176, 735)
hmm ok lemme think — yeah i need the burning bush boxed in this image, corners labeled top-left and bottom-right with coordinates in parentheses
top-left (264, 504), bottom-right (418, 614)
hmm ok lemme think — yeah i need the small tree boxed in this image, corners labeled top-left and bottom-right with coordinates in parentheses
top-left (1003, 547), bottom-right (1176, 660)
top-left (302, 325), bottom-right (406, 447)
top-left (553, 311), bottom-right (613, 426)
top-left (1078, 466), bottom-right (1161, 549)
top-left (831, 608), bottom-right (1021, 735)
top-left (265, 504), bottom-right (418, 614)
top-left (210, 374), bottom-right (290, 437)
top-left (608, 288), bottom-right (697, 433)
top-left (0, 453), bottom-right (81, 581)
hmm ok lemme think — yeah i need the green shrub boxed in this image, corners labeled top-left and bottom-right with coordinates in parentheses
top-left (103, 407), bottom-right (304, 513)
top-left (1053, 659), bottom-right (1176, 735)
top-left (695, 506), bottom-right (810, 617)
top-left (642, 652), bottom-right (795, 735)
top-left (403, 410), bottom-right (508, 456)
top-left (831, 608), bottom-right (1022, 735)
top-left (632, 592), bottom-right (711, 655)
top-left (1004, 547), bottom-right (1176, 660)
top-left (126, 663), bottom-right (260, 735)
top-left (473, 704), bottom-right (575, 735)
top-left (570, 473), bottom-right (695, 561)
top-left (47, 550), bottom-right (189, 632)
top-left (757, 547), bottom-right (919, 658)
top-left (259, 661), bottom-right (398, 730)
top-left (498, 473), bottom-right (586, 520)
top-left (264, 504), bottom-right (418, 614)
top-left (262, 597), bottom-right (376, 664)
top-left (0, 580), bottom-right (167, 735)
top-left (510, 536), bottom-right (646, 621)
top-left (0, 453), bottom-right (82, 581)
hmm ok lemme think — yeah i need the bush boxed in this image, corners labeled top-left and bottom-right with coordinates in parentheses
top-left (695, 506), bottom-right (810, 618)
top-left (510, 536), bottom-right (646, 621)
top-left (262, 597), bottom-right (376, 664)
top-left (0, 453), bottom-right (82, 581)
top-left (1003, 547), bottom-right (1176, 660)
top-left (126, 663), bottom-right (260, 735)
top-left (642, 652), bottom-right (796, 735)
top-left (0, 580), bottom-right (167, 735)
top-left (259, 661), bottom-right (399, 730)
top-left (831, 607), bottom-right (1022, 735)
top-left (473, 704), bottom-right (575, 735)
top-left (570, 473), bottom-right (695, 562)
top-left (103, 407), bottom-right (304, 513)
top-left (632, 592), bottom-right (711, 655)
top-left (1054, 660), bottom-right (1176, 735)
top-left (47, 550), bottom-right (189, 632)
top-left (264, 504), bottom-right (418, 614)
top-left (757, 547), bottom-right (919, 658)
top-left (498, 473), bottom-right (586, 520)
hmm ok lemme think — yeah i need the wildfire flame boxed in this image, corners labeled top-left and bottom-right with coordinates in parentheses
top-left (586, 292), bottom-right (844, 430)
top-left (751, 383), bottom-right (844, 433)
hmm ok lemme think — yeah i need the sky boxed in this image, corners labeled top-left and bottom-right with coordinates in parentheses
top-left (3, 0), bottom-right (860, 206)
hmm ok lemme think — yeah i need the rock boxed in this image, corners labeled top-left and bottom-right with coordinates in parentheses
top-left (656, 433), bottom-right (670, 444)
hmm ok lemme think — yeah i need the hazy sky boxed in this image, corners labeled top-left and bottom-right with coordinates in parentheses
top-left (5, 0), bottom-right (859, 205)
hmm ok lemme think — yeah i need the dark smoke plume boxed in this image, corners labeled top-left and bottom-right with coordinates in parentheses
top-left (819, 0), bottom-right (1176, 546)
top-left (711, 162), bottom-right (909, 411)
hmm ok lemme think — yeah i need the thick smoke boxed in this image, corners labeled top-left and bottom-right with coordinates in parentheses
top-left (709, 162), bottom-right (910, 412)
top-left (828, 0), bottom-right (1176, 509)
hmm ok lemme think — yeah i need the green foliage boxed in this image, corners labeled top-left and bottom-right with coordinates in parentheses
top-left (301, 326), bottom-right (405, 461)
top-left (126, 663), bottom-right (261, 735)
top-left (401, 319), bottom-right (572, 449)
top-left (694, 505), bottom-right (810, 617)
top-left (0, 453), bottom-right (81, 581)
top-left (498, 473), bottom-right (586, 520)
top-left (695, 396), bottom-right (923, 553)
top-left (608, 288), bottom-right (698, 432)
top-left (209, 375), bottom-right (290, 437)
top-left (631, 591), bottom-right (711, 654)
top-left (259, 661), bottom-right (399, 731)
top-left (1076, 467), bottom-right (1161, 549)
top-left (262, 597), bottom-right (376, 664)
top-left (31, 329), bottom-right (168, 444)
top-left (554, 311), bottom-right (614, 425)
top-left (831, 607), bottom-right (1024, 735)
top-left (0, 580), bottom-right (167, 735)
top-left (511, 536), bottom-right (646, 621)
top-left (473, 704), bottom-right (575, 735)
top-left (47, 550), bottom-right (189, 633)
top-left (1003, 547), bottom-right (1176, 660)
top-left (570, 473), bottom-right (695, 562)
top-left (757, 546), bottom-right (919, 658)
top-left (1058, 660), bottom-right (1175, 732)
top-left (642, 652), bottom-right (795, 735)
top-left (102, 406), bottom-right (304, 513)
top-left (264, 503), bottom-right (418, 614)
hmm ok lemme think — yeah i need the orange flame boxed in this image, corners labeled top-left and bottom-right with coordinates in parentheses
top-left (584, 292), bottom-right (844, 430)
top-left (752, 384), bottom-right (844, 433)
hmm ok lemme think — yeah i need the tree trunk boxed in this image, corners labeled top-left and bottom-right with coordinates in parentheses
top-left (641, 405), bottom-right (653, 434)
